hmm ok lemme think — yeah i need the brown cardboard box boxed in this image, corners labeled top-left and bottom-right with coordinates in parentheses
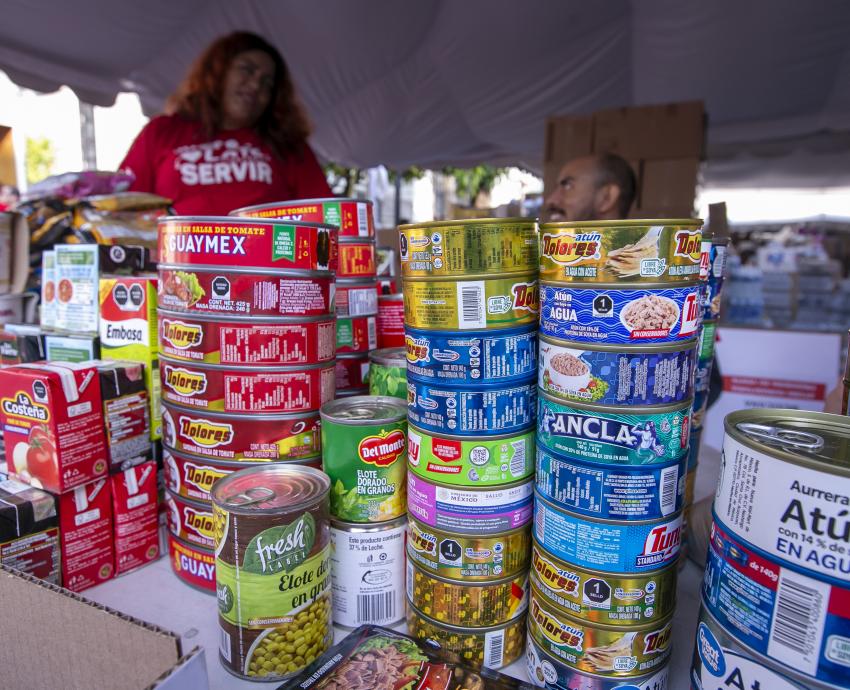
top-left (544, 115), bottom-right (594, 163)
top-left (639, 158), bottom-right (701, 217)
top-left (593, 102), bottom-right (705, 160)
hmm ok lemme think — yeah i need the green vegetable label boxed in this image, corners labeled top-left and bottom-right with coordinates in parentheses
top-left (273, 225), bottom-right (296, 262)
top-left (368, 362), bottom-right (407, 399)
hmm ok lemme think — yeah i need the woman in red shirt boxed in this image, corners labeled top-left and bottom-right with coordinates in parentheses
top-left (121, 32), bottom-right (331, 215)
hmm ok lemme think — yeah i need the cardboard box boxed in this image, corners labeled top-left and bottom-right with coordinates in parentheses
top-left (544, 114), bottom-right (594, 163)
top-left (44, 332), bottom-right (101, 362)
top-left (639, 158), bottom-right (701, 217)
top-left (0, 477), bottom-right (59, 583)
top-left (110, 461), bottom-right (159, 575)
top-left (593, 101), bottom-right (705, 160)
top-left (57, 477), bottom-right (114, 592)
top-left (95, 359), bottom-right (151, 472)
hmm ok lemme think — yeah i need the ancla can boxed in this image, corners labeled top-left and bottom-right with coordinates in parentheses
top-left (231, 198), bottom-right (375, 238)
top-left (320, 396), bottom-right (408, 523)
top-left (368, 347), bottom-right (407, 399)
top-left (212, 465), bottom-right (332, 681)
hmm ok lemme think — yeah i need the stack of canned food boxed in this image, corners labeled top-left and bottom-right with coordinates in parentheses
top-left (528, 219), bottom-right (703, 687)
top-left (399, 218), bottom-right (539, 670)
top-left (156, 215), bottom-right (338, 591)
top-left (692, 409), bottom-right (850, 690)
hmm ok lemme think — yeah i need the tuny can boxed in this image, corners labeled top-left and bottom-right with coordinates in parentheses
top-left (334, 353), bottom-right (370, 391)
top-left (158, 310), bottom-right (336, 366)
top-left (212, 465), bottom-right (332, 681)
top-left (406, 376), bottom-right (537, 436)
top-left (407, 516), bottom-right (531, 581)
top-left (403, 274), bottom-right (539, 331)
top-left (160, 357), bottom-right (335, 413)
top-left (164, 489), bottom-right (215, 549)
top-left (336, 279), bottom-right (378, 317)
top-left (539, 219), bottom-right (703, 284)
top-left (398, 218), bottom-right (538, 278)
top-left (330, 516), bottom-right (406, 628)
top-left (408, 424), bottom-right (535, 486)
top-left (535, 445), bottom-right (685, 521)
top-left (537, 393), bottom-right (691, 466)
top-left (335, 315), bottom-right (377, 354)
top-left (405, 325), bottom-right (538, 385)
top-left (538, 336), bottom-right (696, 407)
top-left (161, 402), bottom-right (320, 460)
top-left (158, 265), bottom-right (334, 317)
top-left (167, 533), bottom-right (216, 594)
top-left (527, 587), bottom-right (673, 678)
top-left (368, 347), bottom-right (407, 398)
top-left (702, 238), bottom-right (729, 320)
top-left (377, 293), bottom-right (405, 348)
top-left (337, 239), bottom-right (377, 278)
top-left (406, 559), bottom-right (528, 627)
top-left (530, 541), bottom-right (677, 626)
top-left (534, 493), bottom-right (682, 573)
top-left (539, 282), bottom-right (701, 344)
top-left (231, 198), bottom-right (374, 238)
top-left (320, 396), bottom-right (407, 523)
top-left (407, 472), bottom-right (533, 534)
top-left (158, 216), bottom-right (337, 271)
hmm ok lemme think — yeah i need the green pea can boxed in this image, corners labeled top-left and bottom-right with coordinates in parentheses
top-left (367, 347), bottom-right (407, 399)
top-left (320, 396), bottom-right (408, 522)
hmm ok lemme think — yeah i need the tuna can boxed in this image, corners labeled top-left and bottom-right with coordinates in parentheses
top-left (526, 633), bottom-right (671, 690)
top-left (212, 464), bottom-right (332, 681)
top-left (540, 282), bottom-right (701, 345)
top-left (158, 310), bottom-right (336, 366)
top-left (407, 472), bottom-right (533, 534)
top-left (406, 376), bottom-right (537, 436)
top-left (330, 516), bottom-right (406, 628)
top-left (368, 347), bottom-right (407, 398)
top-left (530, 541), bottom-right (677, 626)
top-left (407, 424), bottom-right (535, 486)
top-left (161, 402), bottom-right (320, 460)
top-left (158, 215), bottom-right (337, 271)
top-left (230, 197), bottom-right (374, 238)
top-left (538, 336), bottom-right (696, 407)
top-left (702, 238), bottom-right (729, 320)
top-left (164, 489), bottom-right (215, 549)
top-left (335, 315), bottom-right (377, 354)
top-left (160, 357), bottom-right (335, 413)
top-left (696, 319), bottom-right (718, 370)
top-left (687, 428), bottom-right (702, 471)
top-left (406, 559), bottom-right (528, 627)
top-left (158, 265), bottom-right (334, 317)
top-left (334, 353), bottom-right (370, 391)
top-left (403, 274), bottom-right (539, 331)
top-left (535, 445), bottom-right (685, 521)
top-left (167, 533), bottom-right (216, 594)
top-left (537, 393), bottom-right (691, 466)
top-left (335, 387), bottom-right (368, 398)
top-left (377, 293), bottom-right (405, 348)
top-left (336, 278), bottom-right (378, 317)
top-left (406, 602), bottom-right (527, 670)
top-left (528, 587), bottom-right (673, 678)
top-left (539, 219), bottom-right (702, 284)
top-left (534, 493), bottom-right (682, 573)
top-left (405, 325), bottom-right (538, 385)
top-left (398, 218), bottom-right (538, 278)
top-left (407, 516), bottom-right (531, 581)
top-left (337, 239), bottom-right (377, 278)
top-left (320, 396), bottom-right (407, 523)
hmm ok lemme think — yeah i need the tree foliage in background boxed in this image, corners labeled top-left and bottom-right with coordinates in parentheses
top-left (442, 165), bottom-right (508, 206)
top-left (26, 137), bottom-right (55, 185)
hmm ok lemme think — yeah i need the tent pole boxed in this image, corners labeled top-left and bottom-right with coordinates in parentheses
top-left (394, 170), bottom-right (402, 226)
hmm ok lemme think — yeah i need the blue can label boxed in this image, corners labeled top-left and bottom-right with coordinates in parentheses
top-left (406, 376), bottom-right (536, 436)
top-left (534, 496), bottom-right (682, 573)
top-left (404, 326), bottom-right (537, 384)
top-left (535, 446), bottom-right (685, 522)
top-left (701, 243), bottom-right (728, 320)
top-left (687, 429), bottom-right (702, 471)
top-left (537, 395), bottom-right (690, 466)
top-left (540, 283), bottom-right (701, 345)
top-left (539, 337), bottom-right (695, 406)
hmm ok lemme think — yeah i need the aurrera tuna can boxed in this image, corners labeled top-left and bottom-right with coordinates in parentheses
top-left (231, 197), bottom-right (374, 238)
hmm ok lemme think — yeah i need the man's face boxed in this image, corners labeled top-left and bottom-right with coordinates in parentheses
top-left (544, 157), bottom-right (602, 222)
top-left (221, 50), bottom-right (275, 130)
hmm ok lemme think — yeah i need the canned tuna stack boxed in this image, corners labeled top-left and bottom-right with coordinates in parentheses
top-left (691, 409), bottom-right (850, 689)
top-left (156, 215), bottom-right (337, 593)
top-left (399, 218), bottom-right (539, 670)
top-left (529, 220), bottom-right (703, 687)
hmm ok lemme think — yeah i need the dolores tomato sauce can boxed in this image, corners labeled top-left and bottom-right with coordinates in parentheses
top-left (231, 198), bottom-right (374, 238)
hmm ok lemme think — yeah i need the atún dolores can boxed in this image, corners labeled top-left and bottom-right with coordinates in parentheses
top-left (231, 197), bottom-right (374, 238)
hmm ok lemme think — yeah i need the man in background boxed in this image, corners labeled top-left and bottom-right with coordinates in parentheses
top-left (544, 153), bottom-right (636, 222)
top-left (0, 184), bottom-right (19, 211)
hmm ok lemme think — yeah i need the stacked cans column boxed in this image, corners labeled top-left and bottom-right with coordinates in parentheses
top-left (399, 218), bottom-right (539, 671)
top-left (527, 220), bottom-right (703, 688)
top-left (155, 215), bottom-right (337, 592)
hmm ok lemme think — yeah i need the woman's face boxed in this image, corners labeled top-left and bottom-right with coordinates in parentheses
top-left (221, 49), bottom-right (275, 129)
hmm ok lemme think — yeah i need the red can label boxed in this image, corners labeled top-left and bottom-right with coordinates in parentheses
top-left (164, 490), bottom-right (215, 549)
top-left (161, 358), bottom-right (335, 413)
top-left (336, 354), bottom-right (371, 390)
top-left (158, 218), bottom-right (337, 271)
top-left (167, 533), bottom-right (215, 594)
top-left (158, 267), bottom-right (334, 317)
top-left (232, 199), bottom-right (374, 238)
top-left (336, 280), bottom-right (379, 317)
top-left (378, 295), bottom-right (405, 348)
top-left (338, 241), bottom-right (377, 278)
top-left (336, 316), bottom-right (377, 354)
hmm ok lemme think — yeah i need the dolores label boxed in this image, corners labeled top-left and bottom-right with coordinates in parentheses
top-left (540, 283), bottom-right (701, 344)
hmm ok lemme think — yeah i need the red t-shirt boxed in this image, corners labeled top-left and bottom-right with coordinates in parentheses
top-left (119, 115), bottom-right (332, 215)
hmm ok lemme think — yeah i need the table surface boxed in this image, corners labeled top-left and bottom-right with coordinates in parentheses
top-left (86, 444), bottom-right (723, 690)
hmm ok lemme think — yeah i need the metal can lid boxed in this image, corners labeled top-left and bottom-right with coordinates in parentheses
top-left (540, 218), bottom-right (703, 230)
top-left (398, 217), bottom-right (535, 231)
top-left (211, 464), bottom-right (329, 514)
top-left (369, 347), bottom-right (406, 367)
top-left (321, 395), bottom-right (407, 424)
top-left (331, 515), bottom-right (407, 532)
top-left (230, 198), bottom-right (371, 216)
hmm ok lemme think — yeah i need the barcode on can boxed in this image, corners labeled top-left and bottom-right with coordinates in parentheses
top-left (534, 504), bottom-right (545, 540)
top-left (357, 591), bottom-right (396, 624)
top-left (767, 569), bottom-right (829, 676)
top-left (483, 629), bottom-right (505, 669)
top-left (367, 316), bottom-right (378, 350)
top-left (219, 628), bottom-right (231, 663)
top-left (406, 559), bottom-right (414, 602)
top-left (356, 203), bottom-right (369, 236)
top-left (659, 464), bottom-right (679, 516)
top-left (458, 282), bottom-right (486, 329)
top-left (510, 440), bottom-right (526, 477)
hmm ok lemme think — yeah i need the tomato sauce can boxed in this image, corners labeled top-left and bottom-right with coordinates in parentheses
top-left (367, 347), bottom-right (407, 399)
top-left (335, 315), bottom-right (377, 354)
top-left (212, 464), bottom-right (332, 681)
top-left (167, 533), bottom-right (216, 594)
top-left (337, 239), bottom-right (377, 278)
top-left (377, 293), bottom-right (405, 348)
top-left (336, 278), bottom-right (379, 317)
top-left (164, 489), bottom-right (216, 550)
top-left (334, 353), bottom-right (370, 391)
top-left (231, 198), bottom-right (374, 238)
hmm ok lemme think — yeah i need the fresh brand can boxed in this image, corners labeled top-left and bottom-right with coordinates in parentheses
top-left (231, 198), bottom-right (374, 238)
top-left (330, 516), bottom-right (406, 628)
top-left (334, 353), bottom-right (370, 391)
top-left (540, 282), bottom-right (701, 344)
top-left (407, 472), bottom-right (533, 534)
top-left (403, 274), bottom-right (539, 331)
top-left (164, 489), bottom-right (215, 550)
top-left (337, 240), bottom-right (377, 278)
top-left (534, 493), bottom-right (682, 573)
top-left (336, 279), bottom-right (379, 317)
top-left (539, 219), bottom-right (703, 283)
top-left (167, 533), bottom-right (216, 594)
top-left (407, 424), bottom-right (535, 486)
top-left (335, 315), bottom-right (377, 354)
top-left (368, 347), bottom-right (407, 399)
top-left (320, 396), bottom-right (408, 523)
top-left (537, 394), bottom-right (691, 466)
top-left (377, 293), bottom-right (405, 348)
top-left (407, 516), bottom-right (531, 581)
top-left (405, 325), bottom-right (537, 384)
top-left (538, 336), bottom-right (696, 407)
top-left (212, 465), bottom-right (332, 681)
top-left (398, 218), bottom-right (538, 277)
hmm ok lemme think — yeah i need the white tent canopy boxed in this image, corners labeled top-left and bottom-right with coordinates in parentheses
top-left (2, 0), bottom-right (849, 185)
